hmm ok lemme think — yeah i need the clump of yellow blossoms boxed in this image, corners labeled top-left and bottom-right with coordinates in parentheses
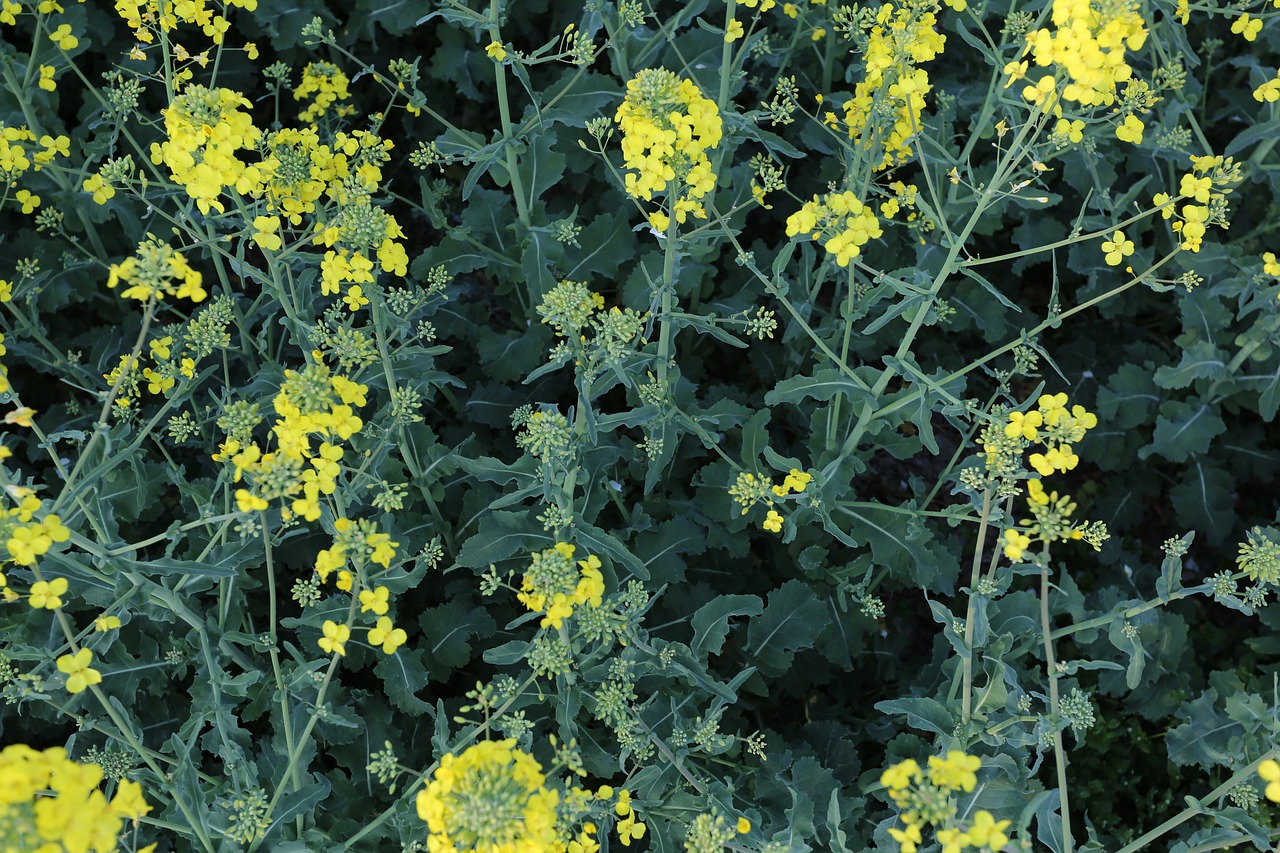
top-left (150, 85), bottom-right (261, 216)
top-left (0, 744), bottom-right (151, 853)
top-left (980, 393), bottom-right (1109, 562)
top-left (4, 506), bottom-right (71, 569)
top-left (106, 235), bottom-right (207, 303)
top-left (1152, 154), bottom-right (1242, 254)
top-left (881, 751), bottom-right (1010, 852)
top-left (517, 543), bottom-right (606, 629)
top-left (786, 191), bottom-right (883, 266)
top-left (416, 740), bottom-right (561, 853)
top-left (729, 468), bottom-right (813, 534)
top-left (1011, 0), bottom-right (1147, 110)
top-left (295, 61), bottom-right (354, 123)
top-left (116, 0), bottom-right (258, 48)
top-left (615, 68), bottom-right (723, 231)
top-left (0, 124), bottom-right (72, 214)
top-left (310, 516), bottom-right (403, 656)
top-left (837, 0), bottom-right (948, 171)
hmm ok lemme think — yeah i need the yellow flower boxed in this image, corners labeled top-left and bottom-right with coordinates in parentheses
top-left (28, 577), bottom-right (68, 609)
top-left (368, 616), bottom-right (407, 653)
top-left (1004, 409), bottom-right (1042, 439)
top-left (1231, 12), bottom-right (1262, 40)
top-left (319, 619), bottom-right (350, 655)
top-left (95, 614), bottom-right (123, 632)
top-left (928, 750), bottom-right (981, 792)
top-left (235, 488), bottom-right (268, 512)
top-left (736, 817), bottom-right (751, 834)
top-left (1259, 758), bottom-right (1280, 802)
top-left (486, 40), bottom-right (507, 61)
top-left (1003, 529), bottom-right (1032, 561)
top-left (342, 285), bottom-right (370, 311)
top-left (1115, 114), bottom-right (1144, 145)
top-left (967, 810), bottom-right (1012, 849)
top-left (1262, 252), bottom-right (1280, 277)
top-left (57, 647), bottom-right (102, 694)
top-left (38, 64), bottom-right (56, 91)
top-left (1101, 230), bottom-right (1134, 266)
top-left (888, 822), bottom-right (922, 853)
top-left (252, 215), bottom-right (282, 251)
top-left (762, 509), bottom-right (784, 533)
top-left (359, 585), bottom-right (390, 615)
top-left (725, 19), bottom-right (744, 41)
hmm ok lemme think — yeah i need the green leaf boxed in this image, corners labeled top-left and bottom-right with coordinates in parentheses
top-left (1167, 688), bottom-right (1242, 768)
top-left (1097, 363), bottom-right (1161, 430)
top-left (418, 600), bottom-right (497, 682)
top-left (873, 697), bottom-right (956, 737)
top-left (1153, 340), bottom-right (1228, 389)
top-left (1138, 401), bottom-right (1226, 463)
top-left (764, 368), bottom-right (876, 407)
top-left (1170, 462), bottom-right (1236, 546)
top-left (455, 510), bottom-right (545, 568)
top-left (745, 581), bottom-right (827, 676)
top-left (690, 594), bottom-right (764, 661)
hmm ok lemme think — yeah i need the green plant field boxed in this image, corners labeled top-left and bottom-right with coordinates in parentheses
top-left (2, 0), bottom-right (1280, 851)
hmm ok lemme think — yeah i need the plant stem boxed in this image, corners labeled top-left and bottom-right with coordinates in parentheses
top-left (1040, 553), bottom-right (1073, 853)
top-left (962, 488), bottom-right (995, 724)
top-left (490, 0), bottom-right (531, 228)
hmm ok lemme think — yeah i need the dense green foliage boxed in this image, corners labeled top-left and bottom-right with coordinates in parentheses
top-left (2, 0), bottom-right (1280, 851)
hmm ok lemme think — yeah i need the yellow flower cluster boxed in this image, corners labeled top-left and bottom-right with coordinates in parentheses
top-left (4, 512), bottom-right (70, 569)
top-left (416, 740), bottom-right (561, 853)
top-left (214, 364), bottom-right (367, 521)
top-left (1014, 0), bottom-right (1147, 109)
top-left (115, 0), bottom-right (257, 48)
top-left (837, 0), bottom-right (947, 171)
top-left (785, 190), bottom-right (884, 266)
top-left (106, 236), bottom-right (207, 303)
top-left (102, 330), bottom-right (204, 417)
top-left (615, 69), bottom-right (722, 230)
top-left (295, 61), bottom-right (354, 123)
top-left (1152, 154), bottom-right (1242, 253)
top-left (0, 744), bottom-right (151, 853)
top-left (881, 752), bottom-right (1010, 853)
top-left (988, 393), bottom-right (1109, 562)
top-left (517, 542), bottom-right (606, 629)
top-left (310, 516), bottom-right (403, 656)
top-left (1, 125), bottom-right (71, 214)
top-left (729, 468), bottom-right (813, 534)
top-left (150, 85), bottom-right (260, 215)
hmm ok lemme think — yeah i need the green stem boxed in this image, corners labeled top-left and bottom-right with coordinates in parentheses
top-left (656, 206), bottom-right (679, 390)
top-left (961, 488), bottom-right (995, 724)
top-left (1040, 553), bottom-right (1073, 853)
top-left (260, 517), bottom-right (303, 814)
top-left (490, 0), bottom-right (531, 228)
top-left (1115, 749), bottom-right (1279, 853)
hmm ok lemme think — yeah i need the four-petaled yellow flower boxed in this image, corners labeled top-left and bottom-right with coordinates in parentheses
top-left (1231, 12), bottom-right (1263, 40)
top-left (486, 40), bottom-right (507, 61)
top-left (319, 619), bottom-right (351, 655)
top-left (359, 585), bottom-right (390, 615)
top-left (725, 19), bottom-right (744, 42)
top-left (368, 616), bottom-right (407, 653)
top-left (58, 648), bottom-right (102, 694)
top-left (29, 577), bottom-right (68, 609)
top-left (1264, 252), bottom-right (1280, 278)
top-left (762, 510), bottom-right (784, 533)
top-left (1101, 230), bottom-right (1134, 266)
top-left (1004, 409), bottom-right (1042, 439)
top-left (1115, 114), bottom-right (1144, 145)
